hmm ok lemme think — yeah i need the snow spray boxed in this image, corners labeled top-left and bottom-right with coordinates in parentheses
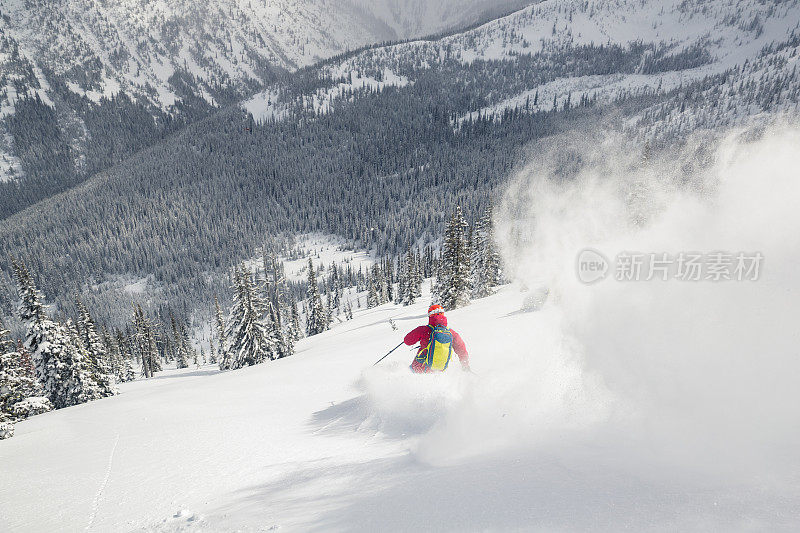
top-left (418, 123), bottom-right (800, 480)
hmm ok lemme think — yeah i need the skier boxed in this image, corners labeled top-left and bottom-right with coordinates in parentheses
top-left (404, 304), bottom-right (470, 373)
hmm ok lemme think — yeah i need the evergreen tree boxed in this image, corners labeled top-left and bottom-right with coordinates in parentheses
top-left (214, 295), bottom-right (231, 371)
top-left (178, 322), bottom-right (192, 370)
top-left (101, 328), bottom-right (122, 381)
top-left (289, 298), bottom-right (302, 342)
top-left (423, 245), bottom-right (435, 279)
top-left (366, 270), bottom-right (379, 308)
top-left (412, 249), bottom-right (423, 299)
top-left (402, 248), bottom-right (422, 305)
top-left (76, 300), bottom-right (118, 397)
top-left (0, 320), bottom-right (52, 423)
top-left (115, 330), bottom-right (136, 382)
top-left (305, 259), bottom-right (327, 336)
top-left (332, 264), bottom-right (344, 310)
top-left (480, 206), bottom-right (503, 295)
top-left (267, 301), bottom-right (290, 360)
top-left (209, 341), bottom-right (218, 365)
top-left (226, 265), bottom-right (273, 369)
top-left (383, 258), bottom-right (393, 303)
top-left (396, 255), bottom-right (408, 305)
top-left (439, 206), bottom-right (472, 310)
top-left (65, 320), bottom-right (102, 404)
top-left (170, 313), bottom-right (185, 369)
top-left (133, 305), bottom-right (159, 379)
top-left (324, 292), bottom-right (334, 329)
top-left (12, 259), bottom-right (93, 408)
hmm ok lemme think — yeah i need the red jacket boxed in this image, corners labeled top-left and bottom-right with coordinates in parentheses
top-left (404, 314), bottom-right (468, 372)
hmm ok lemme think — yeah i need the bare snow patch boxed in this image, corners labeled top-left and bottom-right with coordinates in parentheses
top-left (280, 234), bottom-right (376, 283)
top-left (123, 276), bottom-right (151, 295)
top-left (244, 68), bottom-right (410, 123)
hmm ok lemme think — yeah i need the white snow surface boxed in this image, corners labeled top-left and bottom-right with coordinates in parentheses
top-left (3, 278), bottom-right (800, 531)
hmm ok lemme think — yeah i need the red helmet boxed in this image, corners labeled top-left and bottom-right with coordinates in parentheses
top-left (428, 304), bottom-right (445, 317)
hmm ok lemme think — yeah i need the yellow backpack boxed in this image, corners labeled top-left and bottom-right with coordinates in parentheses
top-left (415, 325), bottom-right (454, 371)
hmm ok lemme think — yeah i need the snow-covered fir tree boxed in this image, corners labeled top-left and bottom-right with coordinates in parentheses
top-left (133, 305), bottom-right (159, 379)
top-left (396, 255), bottom-right (407, 305)
top-left (439, 206), bottom-right (472, 310)
top-left (324, 292), bottom-right (334, 329)
top-left (471, 206), bottom-right (503, 298)
top-left (214, 295), bottom-right (231, 371)
top-left (305, 260), bottom-right (327, 337)
top-left (170, 313), bottom-right (188, 369)
top-left (0, 411), bottom-right (13, 439)
top-left (65, 320), bottom-right (103, 404)
top-left (289, 298), bottom-right (302, 342)
top-left (169, 313), bottom-right (195, 370)
top-left (12, 259), bottom-right (94, 409)
top-left (0, 320), bottom-right (52, 426)
top-left (102, 328), bottom-right (128, 384)
top-left (262, 252), bottom-right (287, 330)
top-left (115, 330), bottom-right (136, 382)
top-left (383, 258), bottom-right (393, 303)
top-left (400, 248), bottom-right (422, 305)
top-left (366, 270), bottom-right (379, 308)
top-left (423, 245), bottom-right (435, 279)
top-left (267, 301), bottom-right (291, 360)
top-left (226, 265), bottom-right (273, 369)
top-left (209, 341), bottom-right (218, 365)
top-left (76, 300), bottom-right (118, 397)
top-left (181, 324), bottom-right (195, 364)
top-left (332, 265), bottom-right (344, 310)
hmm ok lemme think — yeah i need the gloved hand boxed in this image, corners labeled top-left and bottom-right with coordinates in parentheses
top-left (461, 361), bottom-right (471, 372)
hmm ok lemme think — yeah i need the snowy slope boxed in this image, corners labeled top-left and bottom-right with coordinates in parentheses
top-left (2, 284), bottom-right (799, 532)
top-left (4, 267), bottom-right (800, 532)
top-left (4, 122), bottom-right (800, 532)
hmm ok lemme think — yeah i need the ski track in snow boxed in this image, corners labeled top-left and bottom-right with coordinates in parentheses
top-left (86, 432), bottom-right (120, 531)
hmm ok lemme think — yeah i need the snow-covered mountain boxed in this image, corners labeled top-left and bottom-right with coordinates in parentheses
top-left (247, 0), bottom-right (800, 139)
top-left (0, 0), bottom-right (528, 209)
top-left (0, 0), bottom-right (523, 113)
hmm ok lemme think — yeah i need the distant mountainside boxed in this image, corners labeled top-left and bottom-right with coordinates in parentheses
top-left (0, 0), bottom-right (528, 217)
top-left (246, 0), bottom-right (800, 139)
top-left (0, 0), bottom-right (798, 327)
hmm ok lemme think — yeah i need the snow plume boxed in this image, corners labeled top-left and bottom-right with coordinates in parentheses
top-left (445, 122), bottom-right (800, 479)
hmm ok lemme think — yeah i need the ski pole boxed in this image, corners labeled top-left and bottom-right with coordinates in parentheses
top-left (373, 342), bottom-right (404, 366)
